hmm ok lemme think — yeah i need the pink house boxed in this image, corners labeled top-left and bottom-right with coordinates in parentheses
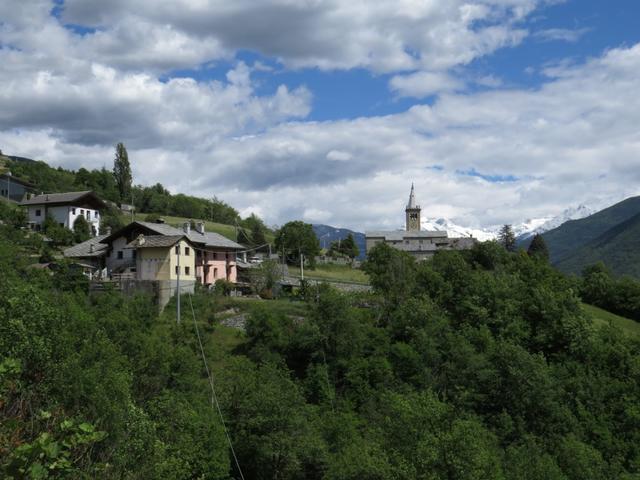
top-left (196, 249), bottom-right (238, 284)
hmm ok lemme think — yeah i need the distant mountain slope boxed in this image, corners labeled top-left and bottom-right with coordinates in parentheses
top-left (312, 224), bottom-right (366, 260)
top-left (541, 195), bottom-right (640, 264)
top-left (555, 211), bottom-right (640, 278)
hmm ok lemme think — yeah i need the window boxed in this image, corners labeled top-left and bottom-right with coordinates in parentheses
top-left (175, 245), bottom-right (180, 254)
top-left (86, 210), bottom-right (91, 219)
top-left (117, 251), bottom-right (123, 259)
top-left (175, 266), bottom-right (179, 275)
top-left (185, 266), bottom-right (190, 275)
top-left (185, 247), bottom-right (190, 256)
top-left (80, 209), bottom-right (84, 215)
top-left (71, 208), bottom-right (76, 214)
top-left (35, 209), bottom-right (41, 217)
top-left (213, 268), bottom-right (218, 278)
top-left (132, 250), bottom-right (137, 260)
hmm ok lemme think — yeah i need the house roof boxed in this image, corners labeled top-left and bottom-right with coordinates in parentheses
top-left (101, 220), bottom-right (245, 250)
top-left (0, 172), bottom-right (36, 189)
top-left (64, 234), bottom-right (109, 258)
top-left (126, 234), bottom-right (187, 249)
top-left (20, 191), bottom-right (106, 209)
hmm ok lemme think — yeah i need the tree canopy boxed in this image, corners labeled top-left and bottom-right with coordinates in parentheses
top-left (113, 142), bottom-right (132, 203)
top-left (275, 221), bottom-right (320, 267)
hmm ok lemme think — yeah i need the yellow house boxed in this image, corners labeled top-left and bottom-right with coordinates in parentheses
top-left (127, 234), bottom-right (196, 282)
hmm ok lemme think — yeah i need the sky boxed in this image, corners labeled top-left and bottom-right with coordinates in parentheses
top-left (1, 0), bottom-right (640, 231)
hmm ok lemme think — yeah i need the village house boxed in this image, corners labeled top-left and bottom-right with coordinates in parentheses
top-left (20, 191), bottom-right (105, 235)
top-left (98, 220), bottom-right (244, 286)
top-left (365, 184), bottom-right (477, 260)
top-left (0, 172), bottom-right (36, 202)
top-left (63, 233), bottom-right (110, 278)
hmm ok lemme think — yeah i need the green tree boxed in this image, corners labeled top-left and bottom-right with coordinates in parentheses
top-left (498, 224), bottom-right (516, 252)
top-left (275, 221), bottom-right (320, 268)
top-left (363, 242), bottom-right (416, 305)
top-left (73, 215), bottom-right (91, 243)
top-left (329, 233), bottom-right (360, 262)
top-left (113, 142), bottom-right (132, 203)
top-left (43, 213), bottom-right (74, 246)
top-left (527, 234), bottom-right (549, 261)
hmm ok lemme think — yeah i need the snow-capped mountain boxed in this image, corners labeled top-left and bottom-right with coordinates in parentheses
top-left (420, 218), bottom-right (498, 241)
top-left (419, 204), bottom-right (595, 242)
top-left (517, 204), bottom-right (594, 239)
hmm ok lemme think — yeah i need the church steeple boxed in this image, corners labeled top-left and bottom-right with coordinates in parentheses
top-left (405, 183), bottom-right (421, 231)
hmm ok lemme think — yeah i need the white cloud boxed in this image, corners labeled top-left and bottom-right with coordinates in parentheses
top-left (54, 0), bottom-right (539, 73)
top-left (389, 71), bottom-right (464, 98)
top-left (326, 150), bottom-right (353, 162)
top-left (533, 27), bottom-right (591, 43)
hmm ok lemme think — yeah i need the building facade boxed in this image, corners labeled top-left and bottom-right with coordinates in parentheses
top-left (365, 185), bottom-right (477, 260)
top-left (99, 220), bottom-right (243, 286)
top-left (0, 173), bottom-right (36, 202)
top-left (21, 191), bottom-right (104, 235)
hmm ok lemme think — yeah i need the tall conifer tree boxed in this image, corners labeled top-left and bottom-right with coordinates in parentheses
top-left (113, 142), bottom-right (132, 203)
top-left (498, 224), bottom-right (516, 252)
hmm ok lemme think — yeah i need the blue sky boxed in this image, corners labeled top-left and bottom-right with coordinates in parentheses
top-left (1, 0), bottom-right (639, 231)
top-left (162, 0), bottom-right (640, 121)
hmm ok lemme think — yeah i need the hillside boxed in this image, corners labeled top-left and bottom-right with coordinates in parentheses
top-left (583, 303), bottom-right (640, 337)
top-left (2, 152), bottom-right (271, 243)
top-left (555, 212), bottom-right (640, 277)
top-left (539, 195), bottom-right (640, 269)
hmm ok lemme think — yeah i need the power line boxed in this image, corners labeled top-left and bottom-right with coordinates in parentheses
top-left (187, 293), bottom-right (246, 480)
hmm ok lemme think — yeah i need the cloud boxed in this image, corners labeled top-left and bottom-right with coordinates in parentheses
top-left (533, 27), bottom-right (591, 43)
top-left (389, 71), bottom-right (464, 98)
top-left (55, 0), bottom-right (540, 73)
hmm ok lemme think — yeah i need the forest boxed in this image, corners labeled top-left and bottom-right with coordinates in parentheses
top-left (4, 156), bottom-right (242, 226)
top-left (2, 200), bottom-right (640, 479)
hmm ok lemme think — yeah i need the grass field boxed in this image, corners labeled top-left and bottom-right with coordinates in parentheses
top-left (583, 303), bottom-right (640, 336)
top-left (289, 263), bottom-right (369, 284)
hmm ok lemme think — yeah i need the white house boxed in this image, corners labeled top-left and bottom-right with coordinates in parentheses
top-left (21, 191), bottom-right (106, 236)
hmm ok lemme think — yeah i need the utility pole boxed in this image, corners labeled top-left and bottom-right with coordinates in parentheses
top-left (176, 242), bottom-right (181, 324)
top-left (300, 251), bottom-right (304, 281)
top-left (281, 233), bottom-right (285, 281)
top-left (6, 171), bottom-right (11, 200)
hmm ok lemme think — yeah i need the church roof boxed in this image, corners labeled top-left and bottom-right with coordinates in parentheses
top-left (406, 183), bottom-right (419, 209)
top-left (365, 230), bottom-right (448, 240)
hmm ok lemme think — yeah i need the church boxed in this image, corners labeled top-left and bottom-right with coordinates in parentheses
top-left (365, 184), bottom-right (477, 261)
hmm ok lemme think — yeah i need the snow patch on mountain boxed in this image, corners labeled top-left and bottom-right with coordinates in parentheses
top-left (420, 218), bottom-right (498, 242)
top-left (419, 204), bottom-right (595, 242)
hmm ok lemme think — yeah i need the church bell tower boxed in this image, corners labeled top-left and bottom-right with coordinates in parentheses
top-left (405, 183), bottom-right (421, 231)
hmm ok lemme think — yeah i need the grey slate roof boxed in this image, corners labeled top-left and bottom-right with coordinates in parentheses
top-left (125, 221), bottom-right (245, 250)
top-left (21, 191), bottom-right (105, 208)
top-left (126, 235), bottom-right (186, 249)
top-left (63, 234), bottom-right (109, 258)
top-left (365, 230), bottom-right (448, 241)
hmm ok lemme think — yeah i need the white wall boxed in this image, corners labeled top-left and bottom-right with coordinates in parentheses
top-left (27, 204), bottom-right (100, 235)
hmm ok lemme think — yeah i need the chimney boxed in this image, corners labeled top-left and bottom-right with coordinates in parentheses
top-left (195, 221), bottom-right (205, 234)
top-left (183, 221), bottom-right (191, 235)
top-left (89, 244), bottom-right (95, 253)
top-left (105, 226), bottom-right (112, 235)
top-left (138, 234), bottom-right (145, 246)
